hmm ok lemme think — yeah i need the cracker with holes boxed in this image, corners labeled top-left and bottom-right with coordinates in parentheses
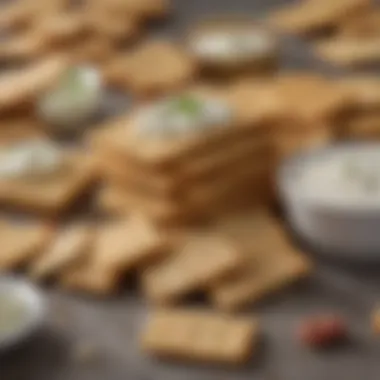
top-left (267, 0), bottom-right (369, 36)
top-left (209, 211), bottom-right (312, 311)
top-left (188, 17), bottom-right (278, 77)
top-left (314, 37), bottom-right (380, 67)
top-left (103, 41), bottom-right (196, 96)
top-left (0, 220), bottom-right (53, 271)
top-left (142, 233), bottom-right (242, 304)
top-left (30, 223), bottom-right (93, 281)
top-left (141, 308), bottom-right (258, 365)
top-left (0, 140), bottom-right (95, 214)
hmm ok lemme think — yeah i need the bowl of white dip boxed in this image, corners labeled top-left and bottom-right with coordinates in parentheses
top-left (0, 276), bottom-right (46, 350)
top-left (278, 143), bottom-right (380, 259)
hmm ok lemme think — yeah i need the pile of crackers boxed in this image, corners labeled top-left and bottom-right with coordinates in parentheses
top-left (0, 0), bottom-right (380, 368)
top-left (267, 0), bottom-right (380, 68)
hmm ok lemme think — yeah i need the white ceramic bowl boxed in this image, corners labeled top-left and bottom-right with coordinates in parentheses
top-left (0, 276), bottom-right (46, 350)
top-left (277, 143), bottom-right (380, 260)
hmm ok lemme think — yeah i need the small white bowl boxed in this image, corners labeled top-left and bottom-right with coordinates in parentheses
top-left (0, 276), bottom-right (46, 350)
top-left (277, 143), bottom-right (380, 260)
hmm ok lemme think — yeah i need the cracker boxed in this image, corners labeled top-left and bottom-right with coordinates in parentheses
top-left (273, 73), bottom-right (351, 122)
top-left (0, 152), bottom-right (96, 214)
top-left (103, 40), bottom-right (197, 96)
top-left (0, 55), bottom-right (68, 112)
top-left (343, 112), bottom-right (380, 139)
top-left (91, 217), bottom-right (170, 273)
top-left (30, 223), bottom-right (92, 280)
top-left (314, 37), bottom-right (380, 67)
top-left (209, 211), bottom-right (312, 311)
top-left (267, 0), bottom-right (369, 36)
top-left (337, 76), bottom-right (380, 110)
top-left (0, 221), bottom-right (53, 271)
top-left (0, 118), bottom-right (46, 145)
top-left (141, 308), bottom-right (258, 365)
top-left (142, 233), bottom-right (242, 304)
top-left (338, 9), bottom-right (380, 37)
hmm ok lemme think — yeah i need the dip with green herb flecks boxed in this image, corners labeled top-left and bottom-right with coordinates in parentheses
top-left (134, 93), bottom-right (233, 138)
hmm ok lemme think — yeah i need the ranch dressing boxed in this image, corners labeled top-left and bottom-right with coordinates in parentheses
top-left (192, 30), bottom-right (272, 62)
top-left (0, 291), bottom-right (28, 337)
top-left (0, 140), bottom-right (64, 180)
top-left (134, 94), bottom-right (232, 138)
top-left (296, 147), bottom-right (380, 209)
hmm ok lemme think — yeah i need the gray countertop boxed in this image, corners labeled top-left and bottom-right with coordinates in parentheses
top-left (2, 0), bottom-right (380, 379)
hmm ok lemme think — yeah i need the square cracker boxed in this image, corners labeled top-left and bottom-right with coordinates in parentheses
top-left (314, 37), bottom-right (380, 67)
top-left (267, 0), bottom-right (369, 36)
top-left (103, 40), bottom-right (196, 96)
top-left (60, 217), bottom-right (169, 295)
top-left (0, 151), bottom-right (96, 214)
top-left (209, 210), bottom-right (312, 311)
top-left (0, 220), bottom-right (53, 271)
top-left (141, 308), bottom-right (258, 365)
top-left (337, 76), bottom-right (380, 110)
top-left (273, 73), bottom-right (351, 122)
top-left (142, 233), bottom-right (243, 304)
top-left (30, 223), bottom-right (93, 281)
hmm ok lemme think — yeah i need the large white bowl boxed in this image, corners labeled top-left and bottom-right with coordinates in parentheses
top-left (0, 276), bottom-right (46, 350)
top-left (277, 143), bottom-right (380, 260)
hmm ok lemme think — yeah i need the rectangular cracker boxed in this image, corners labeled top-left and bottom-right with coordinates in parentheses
top-left (0, 152), bottom-right (96, 214)
top-left (337, 76), bottom-right (380, 110)
top-left (29, 223), bottom-right (92, 281)
top-left (103, 40), bottom-right (196, 96)
top-left (314, 37), bottom-right (380, 67)
top-left (273, 73), bottom-right (352, 122)
top-left (142, 233), bottom-right (242, 304)
top-left (209, 210), bottom-right (312, 311)
top-left (267, 0), bottom-right (370, 36)
top-left (0, 221), bottom-right (53, 271)
top-left (343, 112), bottom-right (380, 139)
top-left (338, 9), bottom-right (380, 38)
top-left (0, 117), bottom-right (46, 145)
top-left (141, 308), bottom-right (258, 365)
top-left (0, 55), bottom-right (68, 111)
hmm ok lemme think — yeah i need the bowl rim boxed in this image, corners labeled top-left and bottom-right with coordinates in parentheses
top-left (277, 141), bottom-right (380, 214)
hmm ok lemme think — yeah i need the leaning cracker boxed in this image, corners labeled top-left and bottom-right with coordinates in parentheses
top-left (267, 0), bottom-right (369, 36)
top-left (141, 308), bottom-right (258, 365)
top-left (0, 221), bottom-right (53, 271)
top-left (314, 37), bottom-right (380, 67)
top-left (104, 40), bottom-right (196, 96)
top-left (142, 233), bottom-right (242, 304)
top-left (210, 211), bottom-right (312, 311)
top-left (30, 223), bottom-right (92, 280)
top-left (0, 55), bottom-right (68, 112)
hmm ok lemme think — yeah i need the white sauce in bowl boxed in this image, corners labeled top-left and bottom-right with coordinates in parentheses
top-left (295, 146), bottom-right (380, 209)
top-left (191, 29), bottom-right (272, 63)
top-left (134, 94), bottom-right (232, 139)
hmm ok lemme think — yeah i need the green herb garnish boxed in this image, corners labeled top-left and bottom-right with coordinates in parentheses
top-left (170, 95), bottom-right (203, 117)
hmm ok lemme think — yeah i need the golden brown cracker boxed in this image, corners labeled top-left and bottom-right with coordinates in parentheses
top-left (103, 41), bottom-right (197, 96)
top-left (30, 223), bottom-right (92, 280)
top-left (267, 0), bottom-right (369, 36)
top-left (314, 36), bottom-right (380, 67)
top-left (0, 221), bottom-right (53, 271)
top-left (338, 76), bottom-right (380, 110)
top-left (0, 55), bottom-right (69, 112)
top-left (0, 151), bottom-right (96, 214)
top-left (141, 308), bottom-right (258, 365)
top-left (343, 112), bottom-right (380, 139)
top-left (142, 233), bottom-right (242, 304)
top-left (209, 210), bottom-right (312, 311)
top-left (338, 9), bottom-right (380, 38)
top-left (0, 117), bottom-right (46, 145)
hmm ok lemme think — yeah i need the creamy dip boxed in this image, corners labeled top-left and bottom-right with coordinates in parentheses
top-left (191, 29), bottom-right (272, 63)
top-left (0, 291), bottom-right (28, 337)
top-left (294, 146), bottom-right (380, 208)
top-left (134, 93), bottom-right (232, 139)
top-left (0, 140), bottom-right (64, 180)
